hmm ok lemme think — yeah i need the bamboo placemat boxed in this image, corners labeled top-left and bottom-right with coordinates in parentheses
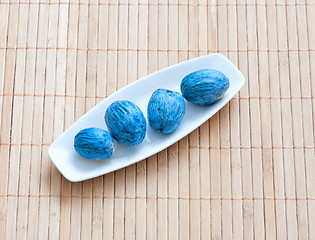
top-left (0, 0), bottom-right (315, 239)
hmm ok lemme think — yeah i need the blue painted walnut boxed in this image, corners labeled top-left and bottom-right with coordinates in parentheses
top-left (105, 100), bottom-right (146, 145)
top-left (147, 88), bottom-right (185, 133)
top-left (74, 127), bottom-right (115, 160)
top-left (181, 69), bottom-right (230, 106)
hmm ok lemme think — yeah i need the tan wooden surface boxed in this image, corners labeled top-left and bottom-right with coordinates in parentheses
top-left (0, 0), bottom-right (315, 239)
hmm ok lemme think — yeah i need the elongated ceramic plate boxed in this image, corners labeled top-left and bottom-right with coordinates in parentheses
top-left (48, 53), bottom-right (245, 182)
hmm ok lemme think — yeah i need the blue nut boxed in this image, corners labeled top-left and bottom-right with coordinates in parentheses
top-left (74, 127), bottom-right (115, 160)
top-left (105, 100), bottom-right (146, 145)
top-left (148, 88), bottom-right (185, 133)
top-left (180, 69), bottom-right (230, 106)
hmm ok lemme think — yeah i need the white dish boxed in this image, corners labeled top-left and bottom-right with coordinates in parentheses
top-left (48, 53), bottom-right (245, 182)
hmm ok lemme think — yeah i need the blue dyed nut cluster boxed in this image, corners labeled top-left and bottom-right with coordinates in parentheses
top-left (181, 69), bottom-right (230, 106)
top-left (74, 68), bottom-right (230, 160)
top-left (105, 100), bottom-right (146, 145)
top-left (74, 128), bottom-right (115, 160)
top-left (148, 88), bottom-right (185, 133)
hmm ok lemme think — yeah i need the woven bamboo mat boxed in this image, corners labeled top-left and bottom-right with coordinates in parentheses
top-left (0, 0), bottom-right (315, 239)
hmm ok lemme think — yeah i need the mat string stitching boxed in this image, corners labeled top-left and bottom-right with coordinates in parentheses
top-left (0, 93), bottom-right (313, 100)
top-left (1, 47), bottom-right (315, 52)
top-left (237, 96), bottom-right (314, 100)
top-left (0, 93), bottom-right (107, 98)
top-left (0, 2), bottom-right (313, 7)
top-left (2, 194), bottom-right (315, 200)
